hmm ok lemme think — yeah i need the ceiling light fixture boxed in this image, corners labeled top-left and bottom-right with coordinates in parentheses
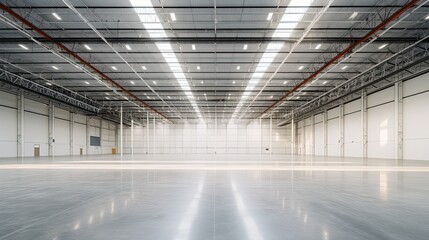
top-left (349, 12), bottom-right (358, 19)
top-left (130, 81), bottom-right (135, 85)
top-left (283, 81), bottom-right (288, 84)
top-left (378, 44), bottom-right (388, 49)
top-left (425, 15), bottom-right (429, 20)
top-left (52, 66), bottom-right (59, 70)
top-left (85, 81), bottom-right (90, 85)
top-left (232, 81), bottom-right (236, 84)
top-left (170, 13), bottom-right (176, 21)
top-left (18, 44), bottom-right (28, 50)
top-left (236, 66), bottom-right (241, 70)
top-left (84, 44), bottom-right (91, 50)
top-left (315, 43), bottom-right (322, 49)
top-left (243, 44), bottom-right (248, 50)
top-left (197, 66), bottom-right (200, 70)
top-left (192, 44), bottom-right (196, 50)
top-left (46, 82), bottom-right (52, 86)
top-left (298, 65), bottom-right (304, 70)
top-left (125, 44), bottom-right (132, 50)
top-left (111, 66), bottom-right (117, 70)
top-left (52, 13), bottom-right (62, 20)
top-left (267, 12), bottom-right (273, 21)
top-left (153, 81), bottom-right (157, 85)
top-left (341, 65), bottom-right (348, 70)
top-left (231, 0), bottom-right (313, 121)
top-left (323, 81), bottom-right (328, 85)
top-left (142, 66), bottom-right (147, 70)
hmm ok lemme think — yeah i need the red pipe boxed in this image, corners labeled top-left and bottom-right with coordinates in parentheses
top-left (258, 0), bottom-right (420, 118)
top-left (0, 3), bottom-right (169, 121)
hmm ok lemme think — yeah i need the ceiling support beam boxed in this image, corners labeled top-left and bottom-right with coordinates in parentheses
top-left (0, 3), bottom-right (169, 121)
top-left (259, 0), bottom-right (424, 119)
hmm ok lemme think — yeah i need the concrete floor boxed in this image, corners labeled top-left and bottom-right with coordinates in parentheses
top-left (0, 154), bottom-right (428, 240)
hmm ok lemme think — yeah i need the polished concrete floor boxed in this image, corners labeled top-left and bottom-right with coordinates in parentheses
top-left (0, 154), bottom-right (428, 240)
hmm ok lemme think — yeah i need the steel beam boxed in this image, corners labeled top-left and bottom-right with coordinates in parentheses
top-left (259, 0), bottom-right (422, 118)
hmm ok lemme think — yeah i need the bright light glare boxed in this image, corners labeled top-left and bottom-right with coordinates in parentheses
top-left (52, 13), bottom-right (62, 20)
top-left (170, 13), bottom-right (176, 21)
top-left (125, 44), bottom-right (132, 50)
top-left (230, 0), bottom-right (313, 120)
top-left (243, 44), bottom-right (248, 50)
top-left (349, 12), bottom-right (358, 19)
top-left (378, 44), bottom-right (388, 49)
top-left (315, 43), bottom-right (322, 49)
top-left (18, 44), bottom-right (28, 50)
top-left (52, 66), bottom-right (59, 70)
top-left (84, 44), bottom-right (91, 50)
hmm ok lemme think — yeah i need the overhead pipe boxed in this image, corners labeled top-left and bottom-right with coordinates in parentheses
top-left (0, 3), bottom-right (170, 122)
top-left (257, 0), bottom-right (421, 118)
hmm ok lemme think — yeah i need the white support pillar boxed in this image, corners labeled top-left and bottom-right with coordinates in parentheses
top-left (339, 103), bottom-right (345, 157)
top-left (131, 118), bottom-right (134, 155)
top-left (48, 101), bottom-right (55, 156)
top-left (17, 89), bottom-right (24, 157)
top-left (120, 104), bottom-right (123, 158)
top-left (153, 116), bottom-right (155, 154)
top-left (394, 81), bottom-right (404, 160)
top-left (269, 115), bottom-right (273, 155)
top-left (146, 114), bottom-right (149, 154)
top-left (323, 109), bottom-right (328, 157)
top-left (302, 119), bottom-right (306, 155)
top-left (361, 90), bottom-right (368, 158)
top-left (291, 114), bottom-right (295, 155)
top-left (259, 117), bottom-right (262, 154)
top-left (100, 120), bottom-right (103, 154)
top-left (312, 115), bottom-right (316, 156)
top-left (69, 113), bottom-right (74, 155)
top-left (86, 116), bottom-right (90, 155)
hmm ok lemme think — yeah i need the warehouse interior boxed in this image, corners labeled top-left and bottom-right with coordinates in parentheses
top-left (0, 0), bottom-right (429, 239)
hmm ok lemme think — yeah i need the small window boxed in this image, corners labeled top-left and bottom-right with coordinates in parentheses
top-left (90, 136), bottom-right (101, 146)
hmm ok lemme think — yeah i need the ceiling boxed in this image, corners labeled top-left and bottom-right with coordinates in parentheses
top-left (0, 0), bottom-right (428, 124)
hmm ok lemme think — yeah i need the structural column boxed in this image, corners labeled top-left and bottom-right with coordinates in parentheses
top-left (291, 113), bottom-right (295, 155)
top-left (17, 89), bottom-right (24, 157)
top-left (48, 101), bottom-right (55, 156)
top-left (269, 115), bottom-right (273, 154)
top-left (259, 117), bottom-right (262, 154)
top-left (146, 114), bottom-right (149, 154)
top-left (394, 81), bottom-right (404, 160)
top-left (69, 112), bottom-right (74, 155)
top-left (120, 104), bottom-right (123, 157)
top-left (153, 116), bottom-right (155, 154)
top-left (86, 116), bottom-right (90, 155)
top-left (323, 109), bottom-right (328, 156)
top-left (311, 115), bottom-right (316, 156)
top-left (339, 103), bottom-right (345, 157)
top-left (131, 118), bottom-right (134, 155)
top-left (361, 90), bottom-right (368, 158)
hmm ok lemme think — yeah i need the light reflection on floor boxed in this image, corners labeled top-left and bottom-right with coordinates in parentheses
top-left (0, 154), bottom-right (428, 240)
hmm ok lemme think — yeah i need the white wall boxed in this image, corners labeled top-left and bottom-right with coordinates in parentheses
top-left (0, 90), bottom-right (118, 158)
top-left (295, 72), bottom-right (429, 161)
top-left (123, 119), bottom-right (290, 154)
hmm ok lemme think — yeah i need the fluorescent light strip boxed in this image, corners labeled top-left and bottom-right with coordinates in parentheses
top-left (231, 0), bottom-right (313, 119)
top-left (170, 13), bottom-right (176, 21)
top-left (18, 44), bottom-right (28, 50)
top-left (84, 44), bottom-right (91, 50)
top-left (130, 0), bottom-right (203, 120)
top-left (52, 12), bottom-right (62, 20)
